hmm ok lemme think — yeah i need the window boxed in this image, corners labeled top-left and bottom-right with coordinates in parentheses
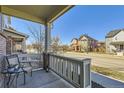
top-left (120, 45), bottom-right (124, 51)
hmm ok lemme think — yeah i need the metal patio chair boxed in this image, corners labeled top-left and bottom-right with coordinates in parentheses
top-left (3, 54), bottom-right (27, 87)
top-left (18, 54), bottom-right (33, 76)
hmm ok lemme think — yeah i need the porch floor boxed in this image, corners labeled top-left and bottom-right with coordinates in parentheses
top-left (17, 69), bottom-right (74, 88)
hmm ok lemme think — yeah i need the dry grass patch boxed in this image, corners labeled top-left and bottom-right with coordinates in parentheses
top-left (91, 65), bottom-right (124, 81)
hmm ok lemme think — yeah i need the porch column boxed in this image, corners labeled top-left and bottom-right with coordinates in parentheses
top-left (43, 22), bottom-right (51, 71)
top-left (45, 22), bottom-right (51, 53)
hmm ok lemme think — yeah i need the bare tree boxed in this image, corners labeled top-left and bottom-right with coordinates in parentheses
top-left (60, 45), bottom-right (70, 52)
top-left (27, 24), bottom-right (45, 54)
top-left (51, 36), bottom-right (61, 53)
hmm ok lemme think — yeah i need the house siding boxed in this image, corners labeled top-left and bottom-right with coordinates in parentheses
top-left (112, 30), bottom-right (124, 42)
top-left (0, 34), bottom-right (6, 55)
top-left (106, 30), bottom-right (124, 54)
top-left (79, 36), bottom-right (97, 52)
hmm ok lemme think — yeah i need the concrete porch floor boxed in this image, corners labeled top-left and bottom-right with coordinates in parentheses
top-left (17, 69), bottom-right (74, 88)
top-left (9, 69), bottom-right (108, 88)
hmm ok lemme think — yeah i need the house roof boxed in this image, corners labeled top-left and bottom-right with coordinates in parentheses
top-left (79, 34), bottom-right (97, 41)
top-left (0, 32), bottom-right (7, 39)
top-left (71, 38), bottom-right (78, 42)
top-left (106, 29), bottom-right (123, 38)
top-left (3, 27), bottom-right (29, 38)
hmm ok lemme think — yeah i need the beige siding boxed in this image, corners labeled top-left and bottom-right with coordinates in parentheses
top-left (106, 31), bottom-right (124, 53)
top-left (112, 31), bottom-right (124, 42)
top-left (0, 35), bottom-right (6, 55)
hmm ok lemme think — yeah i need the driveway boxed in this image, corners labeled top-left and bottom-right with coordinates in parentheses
top-left (60, 52), bottom-right (124, 73)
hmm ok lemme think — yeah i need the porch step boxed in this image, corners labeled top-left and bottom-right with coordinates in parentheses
top-left (91, 72), bottom-right (124, 88)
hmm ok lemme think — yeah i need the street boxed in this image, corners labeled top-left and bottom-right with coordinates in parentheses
top-left (60, 52), bottom-right (124, 73)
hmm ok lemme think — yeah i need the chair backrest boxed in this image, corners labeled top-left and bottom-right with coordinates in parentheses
top-left (18, 54), bottom-right (28, 62)
top-left (6, 54), bottom-right (20, 68)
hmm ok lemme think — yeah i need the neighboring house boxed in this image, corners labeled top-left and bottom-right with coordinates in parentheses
top-left (94, 41), bottom-right (105, 53)
top-left (106, 29), bottom-right (124, 56)
top-left (71, 35), bottom-right (97, 52)
top-left (79, 35), bottom-right (97, 52)
top-left (70, 38), bottom-right (80, 51)
top-left (2, 26), bottom-right (28, 54)
top-left (0, 32), bottom-right (7, 55)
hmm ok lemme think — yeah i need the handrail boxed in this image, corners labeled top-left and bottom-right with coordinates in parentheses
top-left (46, 53), bottom-right (91, 88)
top-left (49, 53), bottom-right (91, 64)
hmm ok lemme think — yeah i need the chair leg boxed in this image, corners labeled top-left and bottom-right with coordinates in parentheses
top-left (7, 74), bottom-right (11, 88)
top-left (9, 74), bottom-right (17, 88)
top-left (31, 70), bottom-right (32, 77)
top-left (15, 73), bottom-right (19, 88)
top-left (24, 72), bottom-right (26, 85)
top-left (3, 74), bottom-right (6, 88)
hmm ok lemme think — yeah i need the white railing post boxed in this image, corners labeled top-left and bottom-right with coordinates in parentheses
top-left (82, 59), bottom-right (91, 88)
top-left (43, 52), bottom-right (49, 72)
top-left (80, 61), bottom-right (84, 87)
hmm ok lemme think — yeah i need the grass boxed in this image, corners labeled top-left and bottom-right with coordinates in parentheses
top-left (91, 65), bottom-right (124, 81)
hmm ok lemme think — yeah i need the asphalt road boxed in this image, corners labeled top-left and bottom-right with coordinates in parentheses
top-left (61, 52), bottom-right (124, 73)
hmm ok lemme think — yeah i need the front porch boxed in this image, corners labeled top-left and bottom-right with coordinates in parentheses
top-left (0, 53), bottom-right (91, 88)
top-left (11, 70), bottom-right (104, 88)
top-left (111, 41), bottom-right (124, 56)
top-left (0, 5), bottom-right (92, 88)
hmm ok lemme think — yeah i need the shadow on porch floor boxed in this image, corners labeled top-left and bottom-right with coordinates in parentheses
top-left (12, 69), bottom-right (105, 88)
top-left (17, 69), bottom-right (74, 88)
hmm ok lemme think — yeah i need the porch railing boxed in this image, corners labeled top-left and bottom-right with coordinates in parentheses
top-left (18, 53), bottom-right (43, 69)
top-left (0, 53), bottom-right (91, 88)
top-left (47, 53), bottom-right (91, 88)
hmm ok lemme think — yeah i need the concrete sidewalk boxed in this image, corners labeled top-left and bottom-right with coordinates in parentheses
top-left (92, 72), bottom-right (124, 88)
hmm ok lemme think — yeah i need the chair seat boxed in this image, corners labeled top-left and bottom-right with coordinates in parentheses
top-left (23, 67), bottom-right (32, 72)
top-left (1, 67), bottom-right (27, 74)
top-left (14, 67), bottom-right (27, 73)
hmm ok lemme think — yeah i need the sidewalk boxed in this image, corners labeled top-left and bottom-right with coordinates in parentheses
top-left (92, 72), bottom-right (124, 88)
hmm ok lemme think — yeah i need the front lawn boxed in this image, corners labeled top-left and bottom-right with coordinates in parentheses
top-left (91, 65), bottom-right (124, 81)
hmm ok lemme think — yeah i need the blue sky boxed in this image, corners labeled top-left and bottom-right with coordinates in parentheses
top-left (9, 5), bottom-right (124, 45)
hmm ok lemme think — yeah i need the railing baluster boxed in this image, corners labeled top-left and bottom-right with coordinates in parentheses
top-left (63, 60), bottom-right (66, 77)
top-left (48, 53), bottom-right (91, 88)
top-left (75, 64), bottom-right (78, 84)
top-left (61, 59), bottom-right (63, 75)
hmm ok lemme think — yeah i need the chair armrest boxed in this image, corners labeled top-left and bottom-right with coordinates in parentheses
top-left (20, 61), bottom-right (33, 68)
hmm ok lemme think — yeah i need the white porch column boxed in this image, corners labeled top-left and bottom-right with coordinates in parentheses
top-left (45, 22), bottom-right (51, 53)
top-left (43, 22), bottom-right (51, 71)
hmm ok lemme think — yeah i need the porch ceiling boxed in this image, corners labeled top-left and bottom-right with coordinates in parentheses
top-left (0, 5), bottom-right (74, 25)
